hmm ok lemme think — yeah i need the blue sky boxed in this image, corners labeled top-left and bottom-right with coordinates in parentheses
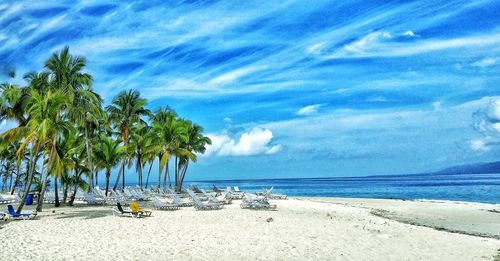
top-left (1, 0), bottom-right (500, 181)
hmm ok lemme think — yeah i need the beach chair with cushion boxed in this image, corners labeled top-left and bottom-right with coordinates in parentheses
top-left (152, 197), bottom-right (180, 210)
top-left (187, 190), bottom-right (223, 210)
top-left (112, 202), bottom-right (139, 218)
top-left (7, 205), bottom-right (37, 220)
top-left (129, 201), bottom-right (152, 217)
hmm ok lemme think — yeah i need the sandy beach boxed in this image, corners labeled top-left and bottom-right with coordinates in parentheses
top-left (1, 197), bottom-right (499, 260)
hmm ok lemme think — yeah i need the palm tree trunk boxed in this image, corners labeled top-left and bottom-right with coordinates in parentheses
top-left (105, 169), bottom-right (111, 196)
top-left (54, 176), bottom-right (60, 207)
top-left (85, 127), bottom-right (93, 191)
top-left (36, 155), bottom-right (49, 212)
top-left (157, 155), bottom-right (162, 190)
top-left (163, 162), bottom-right (168, 191)
top-left (145, 162), bottom-right (153, 189)
top-left (179, 161), bottom-right (189, 191)
top-left (112, 162), bottom-right (124, 191)
top-left (17, 147), bottom-right (38, 213)
top-left (63, 184), bottom-right (68, 204)
top-left (121, 160), bottom-right (126, 190)
top-left (10, 164), bottom-right (20, 195)
top-left (68, 169), bottom-right (80, 206)
top-left (95, 167), bottom-right (98, 187)
top-left (173, 156), bottom-right (178, 189)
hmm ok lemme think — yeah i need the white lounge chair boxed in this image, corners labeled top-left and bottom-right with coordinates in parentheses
top-left (187, 190), bottom-right (223, 210)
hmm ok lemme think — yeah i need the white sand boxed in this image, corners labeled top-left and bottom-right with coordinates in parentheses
top-left (0, 198), bottom-right (499, 260)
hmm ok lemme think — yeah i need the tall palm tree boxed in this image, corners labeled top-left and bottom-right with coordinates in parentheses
top-left (4, 88), bottom-right (70, 212)
top-left (176, 122), bottom-right (211, 190)
top-left (128, 123), bottom-right (154, 189)
top-left (44, 47), bottom-right (97, 189)
top-left (106, 89), bottom-right (150, 191)
top-left (96, 135), bottom-right (123, 196)
top-left (151, 107), bottom-right (187, 190)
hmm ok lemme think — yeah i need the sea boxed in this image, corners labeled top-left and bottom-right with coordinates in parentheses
top-left (186, 173), bottom-right (500, 204)
top-left (3, 173), bottom-right (500, 204)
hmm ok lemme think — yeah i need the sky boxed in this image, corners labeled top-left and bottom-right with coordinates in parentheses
top-left (0, 0), bottom-right (500, 181)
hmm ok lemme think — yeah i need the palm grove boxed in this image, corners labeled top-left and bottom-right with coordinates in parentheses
top-left (0, 47), bottom-right (211, 213)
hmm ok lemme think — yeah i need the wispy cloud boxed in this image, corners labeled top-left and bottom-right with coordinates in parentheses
top-left (297, 104), bottom-right (323, 115)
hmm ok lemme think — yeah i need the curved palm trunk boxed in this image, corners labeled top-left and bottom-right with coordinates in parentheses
top-left (173, 156), bottom-right (178, 190)
top-left (85, 127), bottom-right (93, 191)
top-left (145, 162), bottom-right (153, 189)
top-left (112, 162), bottom-right (124, 191)
top-left (17, 147), bottom-right (38, 213)
top-left (178, 161), bottom-right (189, 191)
top-left (54, 176), bottom-right (60, 207)
top-left (36, 155), bottom-right (49, 212)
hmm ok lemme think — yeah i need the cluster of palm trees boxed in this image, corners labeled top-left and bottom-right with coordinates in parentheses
top-left (0, 47), bottom-right (211, 213)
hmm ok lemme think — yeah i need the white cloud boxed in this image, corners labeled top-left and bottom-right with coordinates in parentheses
top-left (306, 42), bottom-right (326, 55)
top-left (487, 99), bottom-right (500, 121)
top-left (210, 66), bottom-right (266, 85)
top-left (205, 127), bottom-right (282, 156)
top-left (471, 57), bottom-right (498, 68)
top-left (327, 33), bottom-right (500, 59)
top-left (403, 30), bottom-right (415, 37)
top-left (470, 139), bottom-right (489, 151)
top-left (297, 104), bottom-right (323, 115)
top-left (343, 31), bottom-right (392, 54)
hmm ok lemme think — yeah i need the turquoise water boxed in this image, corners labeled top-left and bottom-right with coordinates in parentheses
top-left (188, 173), bottom-right (500, 204)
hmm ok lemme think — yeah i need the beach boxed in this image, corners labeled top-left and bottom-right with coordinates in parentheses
top-left (1, 197), bottom-right (499, 260)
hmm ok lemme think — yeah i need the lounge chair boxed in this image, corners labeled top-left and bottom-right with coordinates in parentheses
top-left (84, 193), bottom-right (106, 205)
top-left (7, 205), bottom-right (37, 220)
top-left (129, 201), bottom-right (152, 217)
top-left (0, 194), bottom-right (16, 204)
top-left (240, 193), bottom-right (277, 210)
top-left (168, 192), bottom-right (194, 207)
top-left (187, 190), bottom-right (223, 210)
top-left (152, 197), bottom-right (180, 210)
top-left (258, 187), bottom-right (288, 200)
top-left (225, 187), bottom-right (243, 199)
top-left (200, 189), bottom-right (231, 205)
top-left (112, 202), bottom-right (139, 218)
top-left (43, 192), bottom-right (56, 203)
top-left (234, 186), bottom-right (242, 193)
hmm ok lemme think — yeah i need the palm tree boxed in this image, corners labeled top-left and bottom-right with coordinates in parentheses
top-left (44, 47), bottom-right (98, 189)
top-left (96, 135), bottom-right (123, 196)
top-left (176, 122), bottom-right (211, 190)
top-left (151, 107), bottom-right (188, 190)
top-left (4, 88), bottom-right (70, 212)
top-left (106, 90), bottom-right (150, 191)
top-left (128, 123), bottom-right (154, 189)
